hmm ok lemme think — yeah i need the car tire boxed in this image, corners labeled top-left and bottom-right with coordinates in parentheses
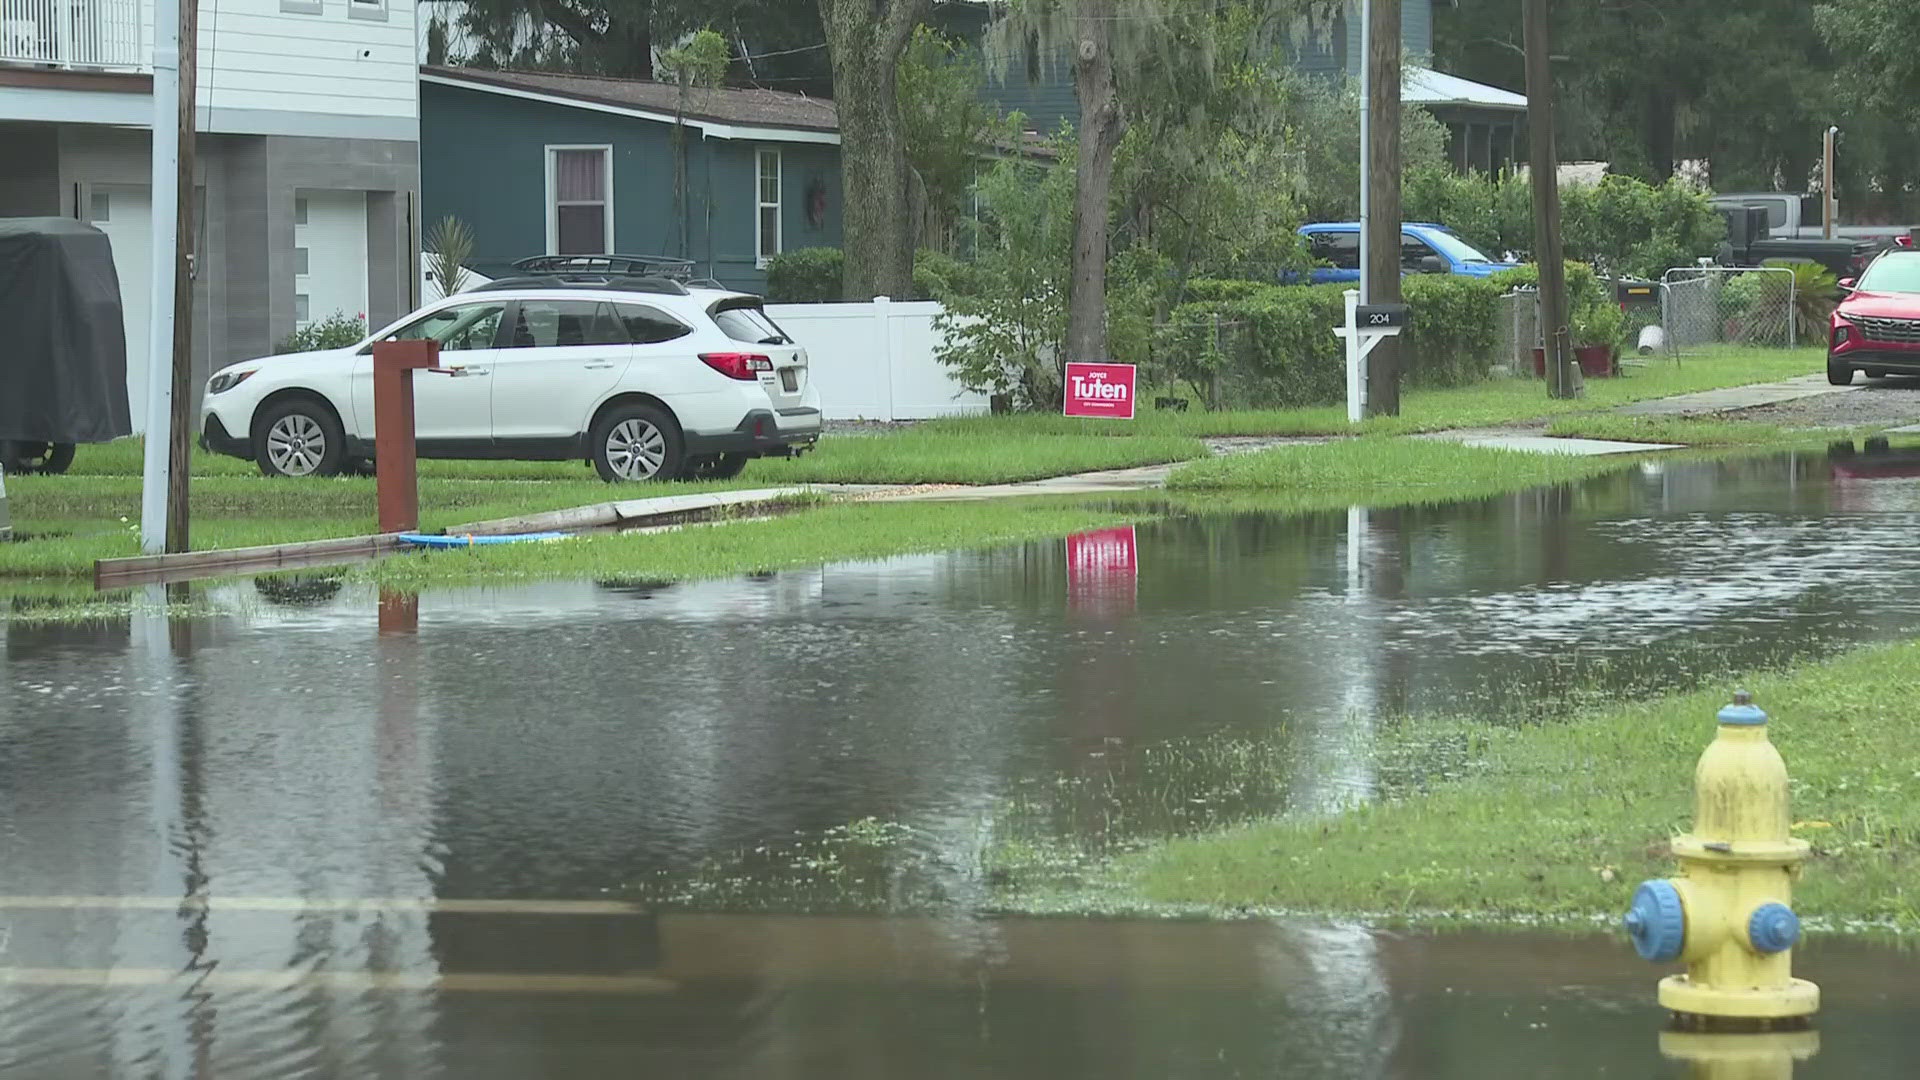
top-left (591, 402), bottom-right (684, 482)
top-left (0, 440), bottom-right (76, 475)
top-left (1826, 358), bottom-right (1853, 386)
top-left (254, 397), bottom-right (347, 478)
top-left (684, 452), bottom-right (750, 480)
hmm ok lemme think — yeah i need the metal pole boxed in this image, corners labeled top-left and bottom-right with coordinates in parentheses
top-left (1823, 126), bottom-right (1837, 241)
top-left (1358, 0), bottom-right (1369, 305)
top-left (1523, 0), bottom-right (1579, 399)
top-left (139, 0), bottom-right (181, 554)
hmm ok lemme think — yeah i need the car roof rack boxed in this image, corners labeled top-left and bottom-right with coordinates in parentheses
top-left (513, 254), bottom-right (697, 278)
top-left (475, 274), bottom-right (692, 296)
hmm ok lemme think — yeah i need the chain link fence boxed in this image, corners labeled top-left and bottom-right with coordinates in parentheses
top-left (1660, 265), bottom-right (1798, 352)
top-left (1493, 286), bottom-right (1539, 376)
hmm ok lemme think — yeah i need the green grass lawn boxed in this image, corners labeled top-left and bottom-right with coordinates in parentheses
top-left (921, 347), bottom-right (1822, 438)
top-left (1165, 436), bottom-right (1646, 496)
top-left (365, 499), bottom-right (1141, 590)
top-left (1542, 414), bottom-right (1880, 447)
top-left (1130, 638), bottom-right (1920, 932)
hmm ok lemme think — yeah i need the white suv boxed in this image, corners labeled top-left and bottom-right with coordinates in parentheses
top-left (200, 264), bottom-right (821, 481)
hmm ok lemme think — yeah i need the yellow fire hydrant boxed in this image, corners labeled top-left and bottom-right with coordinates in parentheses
top-left (1623, 691), bottom-right (1819, 1026)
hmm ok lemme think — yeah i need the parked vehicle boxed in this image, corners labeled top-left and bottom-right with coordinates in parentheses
top-left (1825, 250), bottom-right (1920, 385)
top-left (1710, 192), bottom-right (1912, 245)
top-left (200, 256), bottom-right (822, 481)
top-left (0, 217), bottom-right (132, 475)
top-left (1298, 222), bottom-right (1521, 285)
top-left (1717, 205), bottom-right (1887, 282)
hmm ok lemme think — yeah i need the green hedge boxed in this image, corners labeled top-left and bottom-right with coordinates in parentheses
top-left (1161, 275), bottom-right (1502, 408)
top-left (764, 247), bottom-right (984, 303)
top-left (765, 247), bottom-right (845, 303)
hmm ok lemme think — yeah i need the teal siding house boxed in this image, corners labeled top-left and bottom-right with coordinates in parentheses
top-left (420, 66), bottom-right (844, 294)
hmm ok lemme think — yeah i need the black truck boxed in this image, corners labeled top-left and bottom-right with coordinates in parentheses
top-left (1717, 205), bottom-right (1888, 281)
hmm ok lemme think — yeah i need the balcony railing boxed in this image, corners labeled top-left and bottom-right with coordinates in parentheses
top-left (0, 0), bottom-right (142, 71)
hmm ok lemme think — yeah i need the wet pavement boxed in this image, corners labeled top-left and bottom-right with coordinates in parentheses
top-left (8, 442), bottom-right (1920, 1075)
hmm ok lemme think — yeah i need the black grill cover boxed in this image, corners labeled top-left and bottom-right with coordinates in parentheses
top-left (0, 217), bottom-right (131, 442)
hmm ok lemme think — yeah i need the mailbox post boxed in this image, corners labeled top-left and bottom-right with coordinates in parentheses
top-left (372, 339), bottom-right (444, 534)
top-left (1334, 291), bottom-right (1409, 424)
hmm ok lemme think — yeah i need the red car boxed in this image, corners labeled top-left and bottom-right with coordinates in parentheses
top-left (1828, 250), bottom-right (1920, 384)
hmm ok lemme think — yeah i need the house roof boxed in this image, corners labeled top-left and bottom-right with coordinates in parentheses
top-left (1404, 67), bottom-right (1528, 112)
top-left (420, 65), bottom-right (840, 141)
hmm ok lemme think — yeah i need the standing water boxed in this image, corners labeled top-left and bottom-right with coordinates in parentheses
top-left (4, 446), bottom-right (1920, 1075)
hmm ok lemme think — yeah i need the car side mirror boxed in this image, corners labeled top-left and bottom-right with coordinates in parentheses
top-left (1838, 277), bottom-right (1856, 293)
top-left (1418, 255), bottom-right (1447, 274)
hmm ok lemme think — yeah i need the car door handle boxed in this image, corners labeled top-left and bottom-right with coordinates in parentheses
top-left (584, 362), bottom-right (614, 370)
top-left (448, 366), bottom-right (490, 377)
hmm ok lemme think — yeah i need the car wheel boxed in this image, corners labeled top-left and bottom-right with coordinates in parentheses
top-left (0, 440), bottom-right (76, 475)
top-left (255, 398), bottom-right (346, 478)
top-left (684, 452), bottom-right (750, 480)
top-left (592, 402), bottom-right (683, 482)
top-left (1826, 358), bottom-right (1854, 386)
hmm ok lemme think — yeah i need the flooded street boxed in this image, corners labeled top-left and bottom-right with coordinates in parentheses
top-left (6, 445), bottom-right (1920, 1075)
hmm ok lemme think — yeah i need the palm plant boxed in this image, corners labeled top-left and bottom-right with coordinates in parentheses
top-left (426, 215), bottom-right (476, 298)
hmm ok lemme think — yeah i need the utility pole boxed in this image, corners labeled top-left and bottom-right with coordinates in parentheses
top-left (1363, 0), bottom-right (1402, 417)
top-left (138, 0), bottom-right (197, 553)
top-left (1822, 125), bottom-right (1838, 240)
top-left (1523, 0), bottom-right (1580, 400)
top-left (166, 0), bottom-right (198, 553)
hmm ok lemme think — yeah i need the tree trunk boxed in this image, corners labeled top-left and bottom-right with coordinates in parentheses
top-left (1068, 0), bottom-right (1124, 364)
top-left (819, 0), bottom-right (926, 301)
top-left (1363, 0), bottom-right (1402, 417)
top-left (1644, 93), bottom-right (1675, 182)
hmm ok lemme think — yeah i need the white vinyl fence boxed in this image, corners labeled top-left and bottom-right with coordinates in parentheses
top-left (765, 298), bottom-right (989, 422)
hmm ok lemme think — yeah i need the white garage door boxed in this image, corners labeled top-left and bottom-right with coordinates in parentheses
top-left (294, 190), bottom-right (368, 334)
top-left (89, 185), bottom-right (153, 434)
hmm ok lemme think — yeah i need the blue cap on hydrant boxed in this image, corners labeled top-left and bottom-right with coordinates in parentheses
top-left (1749, 903), bottom-right (1801, 954)
top-left (1717, 690), bottom-right (1767, 726)
top-left (1625, 880), bottom-right (1686, 962)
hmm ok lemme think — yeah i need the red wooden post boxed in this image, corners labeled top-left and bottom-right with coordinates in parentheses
top-left (377, 587), bottom-right (419, 635)
top-left (371, 339), bottom-right (441, 534)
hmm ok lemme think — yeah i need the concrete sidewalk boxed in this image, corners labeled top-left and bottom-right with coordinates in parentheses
top-left (1614, 374), bottom-right (1856, 416)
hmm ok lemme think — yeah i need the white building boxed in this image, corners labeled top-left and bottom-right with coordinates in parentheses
top-left (0, 0), bottom-right (421, 431)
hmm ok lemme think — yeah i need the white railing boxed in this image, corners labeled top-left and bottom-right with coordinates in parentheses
top-left (0, 0), bottom-right (142, 70)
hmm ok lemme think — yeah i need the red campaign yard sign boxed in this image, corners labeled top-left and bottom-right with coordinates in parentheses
top-left (1063, 362), bottom-right (1137, 419)
top-left (1066, 525), bottom-right (1138, 614)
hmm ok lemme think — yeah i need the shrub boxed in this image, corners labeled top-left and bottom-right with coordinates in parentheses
top-left (1158, 275), bottom-right (1501, 408)
top-left (1762, 259), bottom-right (1840, 345)
top-left (764, 247), bottom-right (845, 303)
top-left (276, 311), bottom-right (366, 354)
top-left (1404, 166), bottom-right (1723, 278)
top-left (768, 247), bottom-right (982, 303)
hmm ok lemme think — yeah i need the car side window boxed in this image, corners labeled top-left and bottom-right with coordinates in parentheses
top-left (383, 303), bottom-right (507, 352)
top-left (504, 300), bottom-right (627, 349)
top-left (613, 303), bottom-right (692, 345)
top-left (1401, 234), bottom-right (1442, 272)
top-left (1311, 232), bottom-right (1361, 270)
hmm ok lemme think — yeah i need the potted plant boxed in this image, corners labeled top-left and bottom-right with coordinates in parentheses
top-left (1570, 298), bottom-right (1624, 377)
top-left (1532, 296), bottom-right (1622, 378)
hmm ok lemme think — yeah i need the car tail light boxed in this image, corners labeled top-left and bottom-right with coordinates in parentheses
top-left (1851, 252), bottom-right (1871, 273)
top-left (699, 352), bottom-right (774, 380)
top-left (1898, 236), bottom-right (1914, 248)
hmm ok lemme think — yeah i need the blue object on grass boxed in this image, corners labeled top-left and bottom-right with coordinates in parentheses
top-left (398, 532), bottom-right (571, 548)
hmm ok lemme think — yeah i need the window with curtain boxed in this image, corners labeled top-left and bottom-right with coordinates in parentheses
top-left (756, 148), bottom-right (781, 267)
top-left (550, 147), bottom-right (611, 255)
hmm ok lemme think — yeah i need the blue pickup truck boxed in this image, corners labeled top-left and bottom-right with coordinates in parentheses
top-left (1298, 222), bottom-right (1521, 285)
